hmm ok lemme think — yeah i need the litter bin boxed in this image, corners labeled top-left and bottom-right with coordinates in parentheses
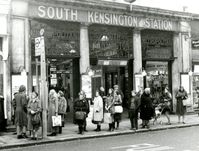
top-left (0, 96), bottom-right (6, 131)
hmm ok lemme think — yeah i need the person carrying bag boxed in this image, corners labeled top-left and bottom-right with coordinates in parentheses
top-left (74, 91), bottom-right (89, 134)
top-left (27, 91), bottom-right (41, 140)
top-left (113, 90), bottom-right (123, 130)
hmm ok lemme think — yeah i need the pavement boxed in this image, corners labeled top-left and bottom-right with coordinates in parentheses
top-left (0, 113), bottom-right (199, 150)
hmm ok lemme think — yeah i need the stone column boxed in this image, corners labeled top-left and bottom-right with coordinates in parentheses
top-left (133, 29), bottom-right (143, 92)
top-left (79, 23), bottom-right (90, 90)
top-left (172, 32), bottom-right (182, 112)
top-left (80, 23), bottom-right (90, 74)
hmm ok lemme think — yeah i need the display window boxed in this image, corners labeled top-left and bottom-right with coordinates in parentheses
top-left (145, 61), bottom-right (169, 101)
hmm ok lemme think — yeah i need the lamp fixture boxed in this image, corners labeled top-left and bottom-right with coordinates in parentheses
top-left (188, 69), bottom-right (193, 76)
top-left (21, 68), bottom-right (27, 77)
top-left (142, 69), bottom-right (147, 77)
top-left (100, 35), bottom-right (109, 42)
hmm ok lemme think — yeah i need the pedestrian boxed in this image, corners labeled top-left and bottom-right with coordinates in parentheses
top-left (57, 90), bottom-right (67, 134)
top-left (175, 86), bottom-right (188, 124)
top-left (113, 90), bottom-right (123, 130)
top-left (92, 90), bottom-right (103, 132)
top-left (47, 89), bottom-right (58, 136)
top-left (113, 85), bottom-right (124, 100)
top-left (140, 88), bottom-right (154, 129)
top-left (161, 87), bottom-right (172, 125)
top-left (74, 91), bottom-right (89, 134)
top-left (13, 85), bottom-right (28, 139)
top-left (11, 92), bottom-right (18, 135)
top-left (128, 90), bottom-right (140, 130)
top-left (105, 88), bottom-right (115, 131)
top-left (27, 91), bottom-right (41, 140)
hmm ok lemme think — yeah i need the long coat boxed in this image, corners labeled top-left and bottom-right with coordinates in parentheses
top-left (58, 96), bottom-right (67, 115)
top-left (13, 92), bottom-right (28, 127)
top-left (93, 96), bottom-right (103, 123)
top-left (47, 95), bottom-right (58, 133)
top-left (140, 92), bottom-right (154, 120)
top-left (176, 90), bottom-right (188, 115)
top-left (58, 96), bottom-right (67, 124)
top-left (128, 95), bottom-right (140, 118)
top-left (105, 95), bottom-right (115, 114)
top-left (73, 98), bottom-right (89, 124)
top-left (27, 98), bottom-right (41, 130)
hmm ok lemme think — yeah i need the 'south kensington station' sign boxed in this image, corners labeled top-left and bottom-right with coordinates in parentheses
top-left (29, 4), bottom-right (179, 31)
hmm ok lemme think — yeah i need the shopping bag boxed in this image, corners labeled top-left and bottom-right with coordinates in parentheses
top-left (31, 113), bottom-right (41, 125)
top-left (52, 115), bottom-right (62, 127)
top-left (75, 111), bottom-right (86, 120)
top-left (104, 113), bottom-right (112, 123)
top-left (114, 106), bottom-right (123, 113)
top-left (182, 99), bottom-right (188, 106)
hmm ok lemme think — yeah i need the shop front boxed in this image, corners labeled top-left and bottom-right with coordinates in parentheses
top-left (9, 0), bottom-right (194, 127)
top-left (141, 30), bottom-right (173, 106)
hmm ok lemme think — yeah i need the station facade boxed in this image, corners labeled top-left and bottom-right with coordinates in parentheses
top-left (1, 0), bottom-right (197, 121)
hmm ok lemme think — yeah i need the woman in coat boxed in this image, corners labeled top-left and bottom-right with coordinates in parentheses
top-left (105, 88), bottom-right (115, 131)
top-left (128, 90), bottom-right (140, 130)
top-left (27, 91), bottom-right (41, 140)
top-left (47, 89), bottom-right (58, 136)
top-left (161, 87), bottom-right (172, 125)
top-left (140, 88), bottom-right (154, 129)
top-left (74, 91), bottom-right (89, 134)
top-left (58, 90), bottom-right (67, 134)
top-left (13, 85), bottom-right (28, 139)
top-left (113, 90), bottom-right (123, 129)
top-left (92, 90), bottom-right (103, 132)
top-left (176, 86), bottom-right (188, 124)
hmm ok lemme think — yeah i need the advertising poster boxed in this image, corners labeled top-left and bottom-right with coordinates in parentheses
top-left (81, 75), bottom-right (92, 98)
top-left (12, 75), bottom-right (27, 98)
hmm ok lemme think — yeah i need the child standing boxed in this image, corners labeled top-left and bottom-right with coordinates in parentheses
top-left (28, 91), bottom-right (41, 140)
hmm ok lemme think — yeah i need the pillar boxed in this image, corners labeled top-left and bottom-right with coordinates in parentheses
top-left (133, 29), bottom-right (143, 92)
top-left (172, 32), bottom-right (182, 112)
top-left (79, 23), bottom-right (90, 90)
top-left (80, 23), bottom-right (90, 74)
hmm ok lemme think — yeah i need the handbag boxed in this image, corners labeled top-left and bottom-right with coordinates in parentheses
top-left (31, 113), bottom-right (41, 125)
top-left (104, 113), bottom-right (112, 123)
top-left (182, 99), bottom-right (188, 106)
top-left (52, 115), bottom-right (62, 127)
top-left (75, 111), bottom-right (86, 120)
top-left (114, 106), bottom-right (123, 113)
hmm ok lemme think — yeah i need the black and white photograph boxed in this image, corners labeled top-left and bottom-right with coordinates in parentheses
top-left (0, 0), bottom-right (199, 150)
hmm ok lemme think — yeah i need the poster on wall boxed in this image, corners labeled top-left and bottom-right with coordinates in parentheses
top-left (180, 73), bottom-right (190, 94)
top-left (12, 75), bottom-right (27, 98)
top-left (135, 74), bottom-right (143, 93)
top-left (81, 75), bottom-right (92, 98)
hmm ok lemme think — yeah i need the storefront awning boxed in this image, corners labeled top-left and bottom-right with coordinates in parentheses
top-left (98, 60), bottom-right (128, 66)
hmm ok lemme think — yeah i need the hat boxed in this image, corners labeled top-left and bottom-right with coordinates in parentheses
top-left (19, 85), bottom-right (26, 92)
top-left (58, 90), bottom-right (64, 97)
top-left (113, 85), bottom-right (119, 89)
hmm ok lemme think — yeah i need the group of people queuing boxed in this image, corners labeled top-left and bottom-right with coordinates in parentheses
top-left (12, 84), bottom-right (189, 138)
top-left (74, 84), bottom-right (189, 134)
top-left (12, 85), bottom-right (67, 139)
top-left (73, 85), bottom-right (124, 134)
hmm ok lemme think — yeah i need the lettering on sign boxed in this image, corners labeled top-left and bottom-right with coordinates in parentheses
top-left (30, 4), bottom-right (177, 31)
top-left (38, 6), bottom-right (78, 21)
top-left (88, 11), bottom-right (173, 30)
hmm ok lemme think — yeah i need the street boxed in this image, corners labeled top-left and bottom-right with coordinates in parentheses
top-left (3, 126), bottom-right (199, 151)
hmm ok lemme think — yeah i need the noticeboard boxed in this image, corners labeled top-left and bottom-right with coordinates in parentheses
top-left (180, 73), bottom-right (190, 94)
top-left (12, 75), bottom-right (28, 99)
top-left (81, 75), bottom-right (92, 98)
